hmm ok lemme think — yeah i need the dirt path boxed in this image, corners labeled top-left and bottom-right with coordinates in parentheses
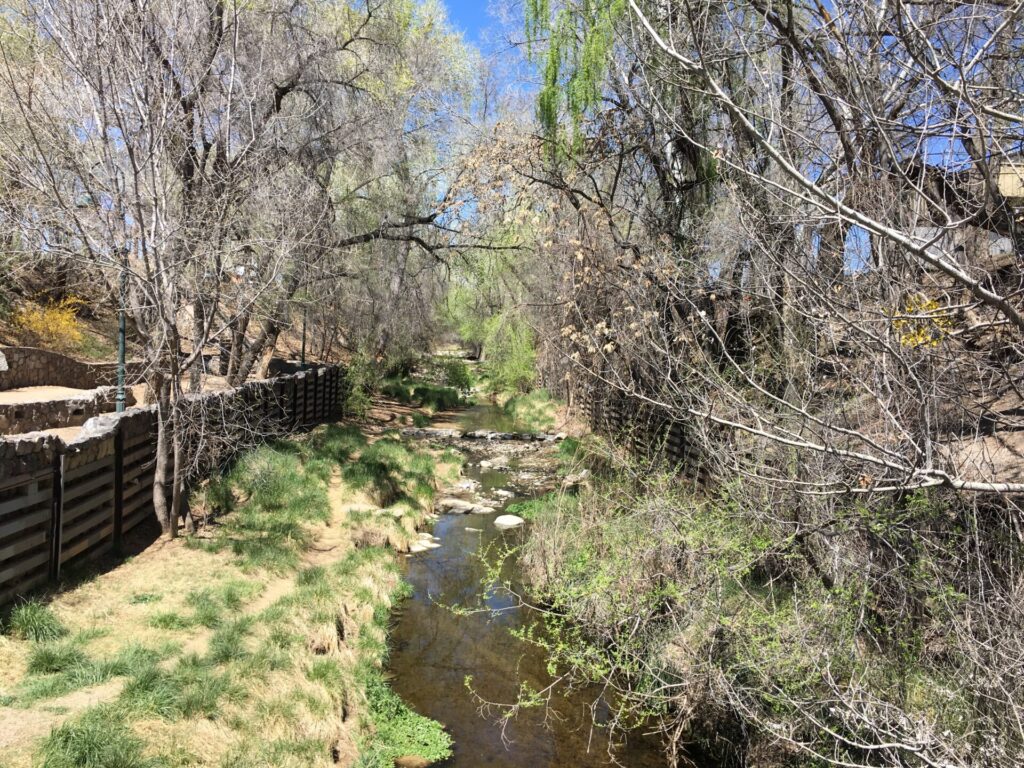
top-left (0, 679), bottom-right (123, 753)
top-left (0, 386), bottom-right (92, 404)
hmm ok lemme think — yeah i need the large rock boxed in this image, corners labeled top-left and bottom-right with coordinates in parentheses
top-left (493, 514), bottom-right (525, 530)
top-left (436, 497), bottom-right (476, 514)
top-left (409, 540), bottom-right (441, 553)
top-left (561, 469), bottom-right (591, 494)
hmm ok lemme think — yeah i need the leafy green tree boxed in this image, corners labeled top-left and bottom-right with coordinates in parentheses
top-left (483, 312), bottom-right (536, 393)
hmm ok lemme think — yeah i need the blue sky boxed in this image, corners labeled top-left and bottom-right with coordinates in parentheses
top-left (441, 0), bottom-right (492, 43)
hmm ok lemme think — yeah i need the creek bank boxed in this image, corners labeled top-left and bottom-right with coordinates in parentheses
top-left (0, 421), bottom-right (456, 768)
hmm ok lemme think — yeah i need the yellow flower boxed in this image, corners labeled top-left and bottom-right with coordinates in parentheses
top-left (893, 296), bottom-right (953, 348)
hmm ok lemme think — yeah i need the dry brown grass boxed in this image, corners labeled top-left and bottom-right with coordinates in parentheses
top-left (0, 421), bottom-right (460, 768)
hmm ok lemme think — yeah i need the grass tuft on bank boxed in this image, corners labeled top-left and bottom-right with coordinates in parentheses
top-left (4, 601), bottom-right (68, 642)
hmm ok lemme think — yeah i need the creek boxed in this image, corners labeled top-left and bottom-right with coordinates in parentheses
top-left (388, 405), bottom-right (668, 767)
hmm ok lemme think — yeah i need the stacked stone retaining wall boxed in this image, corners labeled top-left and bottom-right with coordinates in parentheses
top-left (0, 387), bottom-right (138, 435)
top-left (0, 346), bottom-right (146, 392)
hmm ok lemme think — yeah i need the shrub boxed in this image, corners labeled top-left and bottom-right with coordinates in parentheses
top-left (13, 297), bottom-right (85, 352)
top-left (410, 382), bottom-right (462, 411)
top-left (382, 377), bottom-right (464, 411)
top-left (441, 359), bottom-right (473, 394)
top-left (483, 313), bottom-right (536, 393)
top-left (381, 351), bottom-right (419, 379)
top-left (344, 350), bottom-right (380, 418)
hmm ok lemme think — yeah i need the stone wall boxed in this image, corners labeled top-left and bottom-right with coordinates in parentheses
top-left (0, 431), bottom-right (61, 479)
top-left (0, 346), bottom-right (145, 391)
top-left (0, 386), bottom-right (137, 435)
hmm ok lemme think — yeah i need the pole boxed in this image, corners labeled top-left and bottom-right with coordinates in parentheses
top-left (116, 253), bottom-right (127, 412)
top-left (300, 304), bottom-right (307, 369)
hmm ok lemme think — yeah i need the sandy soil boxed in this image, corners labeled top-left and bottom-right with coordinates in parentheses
top-left (0, 386), bottom-right (93, 405)
top-left (0, 680), bottom-right (124, 755)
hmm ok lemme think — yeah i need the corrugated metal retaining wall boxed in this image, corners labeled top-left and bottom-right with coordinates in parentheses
top-left (0, 365), bottom-right (348, 606)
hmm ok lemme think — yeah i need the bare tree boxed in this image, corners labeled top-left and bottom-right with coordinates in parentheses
top-left (514, 1), bottom-right (1024, 764)
top-left (0, 0), bottom-right (477, 536)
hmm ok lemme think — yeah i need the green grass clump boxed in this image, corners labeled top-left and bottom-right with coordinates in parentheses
top-left (355, 671), bottom-right (452, 768)
top-left (207, 618), bottom-right (253, 664)
top-left (306, 424), bottom-right (368, 464)
top-left (306, 658), bottom-right (345, 689)
top-left (15, 643), bottom-right (165, 705)
top-left (341, 438), bottom-right (437, 507)
top-left (220, 737), bottom-right (331, 768)
top-left (39, 706), bottom-right (153, 768)
top-left (27, 642), bottom-right (88, 674)
top-left (149, 612), bottom-right (193, 630)
top-left (296, 565), bottom-right (329, 588)
top-left (187, 591), bottom-right (227, 629)
top-left (502, 389), bottom-right (556, 433)
top-left (150, 580), bottom-right (260, 632)
top-left (558, 436), bottom-right (581, 462)
top-left (5, 600), bottom-right (68, 642)
top-left (200, 445), bottom-right (331, 571)
top-left (119, 656), bottom-right (237, 721)
top-left (505, 492), bottom-right (568, 522)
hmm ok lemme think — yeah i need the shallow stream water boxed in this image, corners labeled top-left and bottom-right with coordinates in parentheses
top-left (388, 406), bottom-right (670, 767)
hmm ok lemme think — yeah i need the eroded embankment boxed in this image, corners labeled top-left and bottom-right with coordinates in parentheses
top-left (0, 418), bottom-right (458, 768)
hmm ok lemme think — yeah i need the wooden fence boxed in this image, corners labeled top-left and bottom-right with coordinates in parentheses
top-left (575, 379), bottom-right (710, 485)
top-left (0, 365), bottom-right (348, 607)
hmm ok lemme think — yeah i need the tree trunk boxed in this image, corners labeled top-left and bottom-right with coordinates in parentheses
top-left (152, 376), bottom-right (174, 537)
top-left (169, 407), bottom-right (183, 539)
top-left (189, 299), bottom-right (205, 393)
